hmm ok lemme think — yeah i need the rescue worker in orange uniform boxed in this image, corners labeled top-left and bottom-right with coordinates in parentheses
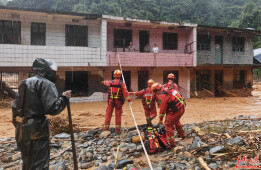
top-left (102, 69), bottom-right (131, 134)
top-left (151, 83), bottom-right (185, 147)
top-left (129, 79), bottom-right (157, 126)
top-left (163, 73), bottom-right (178, 90)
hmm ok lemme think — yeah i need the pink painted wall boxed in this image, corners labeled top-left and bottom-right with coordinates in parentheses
top-left (107, 52), bottom-right (193, 67)
top-left (107, 22), bottom-right (194, 54)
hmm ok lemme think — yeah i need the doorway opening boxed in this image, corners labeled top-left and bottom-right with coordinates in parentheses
top-left (138, 71), bottom-right (149, 91)
top-left (65, 71), bottom-right (88, 96)
top-left (139, 30), bottom-right (149, 52)
top-left (215, 70), bottom-right (223, 96)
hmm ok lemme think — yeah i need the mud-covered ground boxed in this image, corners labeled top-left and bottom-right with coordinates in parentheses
top-left (1, 89), bottom-right (261, 138)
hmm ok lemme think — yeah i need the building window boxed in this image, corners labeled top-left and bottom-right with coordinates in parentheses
top-left (197, 34), bottom-right (210, 51)
top-left (232, 37), bottom-right (244, 52)
top-left (0, 20), bottom-right (21, 44)
top-left (113, 29), bottom-right (132, 48)
top-left (196, 70), bottom-right (210, 90)
top-left (66, 25), bottom-right (88, 47)
top-left (233, 70), bottom-right (246, 89)
top-left (31, 22), bottom-right (46, 45)
top-left (163, 32), bottom-right (177, 50)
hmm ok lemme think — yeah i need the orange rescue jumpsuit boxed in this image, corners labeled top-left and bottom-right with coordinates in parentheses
top-left (102, 78), bottom-right (130, 134)
top-left (158, 88), bottom-right (185, 147)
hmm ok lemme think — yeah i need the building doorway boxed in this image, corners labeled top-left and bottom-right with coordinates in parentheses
top-left (65, 71), bottom-right (88, 96)
top-left (139, 30), bottom-right (149, 52)
top-left (215, 36), bottom-right (223, 64)
top-left (215, 70), bottom-right (223, 96)
top-left (138, 71), bottom-right (149, 91)
top-left (163, 71), bottom-right (179, 85)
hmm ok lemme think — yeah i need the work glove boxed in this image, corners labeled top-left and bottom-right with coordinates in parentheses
top-left (158, 120), bottom-right (163, 125)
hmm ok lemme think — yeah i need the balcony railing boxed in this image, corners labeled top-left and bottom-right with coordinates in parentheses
top-left (0, 44), bottom-right (106, 67)
top-left (107, 51), bottom-right (193, 67)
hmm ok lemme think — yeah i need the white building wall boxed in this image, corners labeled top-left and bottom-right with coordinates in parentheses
top-left (0, 9), bottom-right (106, 66)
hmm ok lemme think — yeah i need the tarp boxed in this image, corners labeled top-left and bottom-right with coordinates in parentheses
top-left (254, 48), bottom-right (261, 63)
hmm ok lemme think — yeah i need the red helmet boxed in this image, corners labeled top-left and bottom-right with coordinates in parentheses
top-left (147, 79), bottom-right (154, 87)
top-left (113, 69), bottom-right (121, 78)
top-left (151, 83), bottom-right (162, 93)
top-left (167, 73), bottom-right (175, 80)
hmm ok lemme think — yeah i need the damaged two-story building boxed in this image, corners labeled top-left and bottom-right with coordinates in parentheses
top-left (0, 6), bottom-right (260, 101)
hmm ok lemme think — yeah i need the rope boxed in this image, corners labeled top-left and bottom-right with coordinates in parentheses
top-left (117, 52), bottom-right (153, 170)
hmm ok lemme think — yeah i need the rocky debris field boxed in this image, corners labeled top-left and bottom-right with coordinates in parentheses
top-left (1, 115), bottom-right (261, 170)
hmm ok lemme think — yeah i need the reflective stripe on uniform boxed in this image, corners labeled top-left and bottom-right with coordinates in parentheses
top-left (159, 114), bottom-right (165, 117)
top-left (125, 96), bottom-right (130, 100)
top-left (115, 125), bottom-right (121, 128)
top-left (167, 136), bottom-right (175, 140)
top-left (104, 124), bottom-right (109, 127)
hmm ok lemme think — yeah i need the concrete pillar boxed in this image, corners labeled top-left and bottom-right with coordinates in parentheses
top-left (193, 27), bottom-right (197, 66)
top-left (100, 20), bottom-right (107, 66)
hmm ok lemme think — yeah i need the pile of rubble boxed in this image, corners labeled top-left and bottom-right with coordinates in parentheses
top-left (1, 115), bottom-right (261, 170)
top-left (0, 91), bottom-right (12, 108)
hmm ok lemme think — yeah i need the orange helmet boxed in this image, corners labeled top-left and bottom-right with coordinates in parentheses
top-left (113, 69), bottom-right (121, 78)
top-left (147, 79), bottom-right (154, 87)
top-left (151, 83), bottom-right (162, 93)
top-left (167, 73), bottom-right (175, 80)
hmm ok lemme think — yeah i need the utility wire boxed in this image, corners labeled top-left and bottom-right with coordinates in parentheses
top-left (117, 52), bottom-right (153, 170)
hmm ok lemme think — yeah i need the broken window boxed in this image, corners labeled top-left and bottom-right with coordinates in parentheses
top-left (0, 20), bottom-right (21, 44)
top-left (197, 34), bottom-right (210, 51)
top-left (232, 37), bottom-right (244, 52)
top-left (113, 29), bottom-right (132, 48)
top-left (31, 22), bottom-right (46, 45)
top-left (233, 70), bottom-right (246, 89)
top-left (196, 70), bottom-right (210, 90)
top-left (163, 32), bottom-right (177, 50)
top-left (66, 25), bottom-right (88, 47)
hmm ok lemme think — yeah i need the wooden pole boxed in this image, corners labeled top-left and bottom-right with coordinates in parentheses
top-left (67, 102), bottom-right (78, 170)
top-left (114, 146), bottom-right (120, 170)
top-left (202, 88), bottom-right (214, 96)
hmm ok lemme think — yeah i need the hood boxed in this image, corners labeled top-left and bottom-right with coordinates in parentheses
top-left (32, 58), bottom-right (57, 82)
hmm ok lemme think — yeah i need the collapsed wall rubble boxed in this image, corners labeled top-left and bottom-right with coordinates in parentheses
top-left (1, 115), bottom-right (261, 169)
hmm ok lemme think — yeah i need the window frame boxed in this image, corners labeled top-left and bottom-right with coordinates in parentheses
top-left (232, 37), bottom-right (244, 52)
top-left (197, 34), bottom-right (211, 51)
top-left (0, 20), bottom-right (21, 44)
top-left (65, 25), bottom-right (88, 47)
top-left (163, 32), bottom-right (178, 50)
top-left (113, 29), bottom-right (132, 48)
top-left (31, 22), bottom-right (46, 45)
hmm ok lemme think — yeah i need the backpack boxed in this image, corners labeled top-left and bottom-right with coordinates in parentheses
top-left (144, 126), bottom-right (171, 154)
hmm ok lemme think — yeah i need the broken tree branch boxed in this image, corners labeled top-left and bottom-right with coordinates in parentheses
top-left (198, 157), bottom-right (211, 170)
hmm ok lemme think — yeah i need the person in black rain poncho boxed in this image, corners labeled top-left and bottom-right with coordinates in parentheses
top-left (12, 58), bottom-right (71, 170)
